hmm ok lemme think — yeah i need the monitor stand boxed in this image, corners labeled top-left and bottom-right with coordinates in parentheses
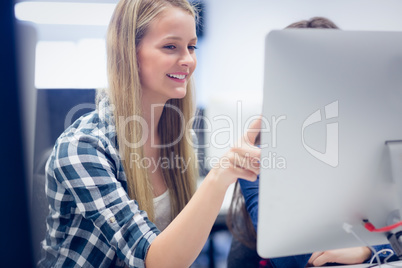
top-left (386, 140), bottom-right (402, 258)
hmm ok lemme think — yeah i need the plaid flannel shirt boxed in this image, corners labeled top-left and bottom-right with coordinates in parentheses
top-left (38, 98), bottom-right (160, 268)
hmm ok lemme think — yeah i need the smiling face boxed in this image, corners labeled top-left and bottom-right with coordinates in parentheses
top-left (137, 7), bottom-right (197, 104)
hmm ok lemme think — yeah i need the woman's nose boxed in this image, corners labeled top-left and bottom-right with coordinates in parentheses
top-left (179, 50), bottom-right (196, 67)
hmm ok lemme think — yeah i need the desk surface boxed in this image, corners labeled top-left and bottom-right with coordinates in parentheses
top-left (323, 260), bottom-right (402, 267)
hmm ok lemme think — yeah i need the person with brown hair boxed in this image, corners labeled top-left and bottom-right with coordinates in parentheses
top-left (38, 0), bottom-right (262, 267)
top-left (226, 17), bottom-right (393, 267)
top-left (286, 16), bottom-right (340, 29)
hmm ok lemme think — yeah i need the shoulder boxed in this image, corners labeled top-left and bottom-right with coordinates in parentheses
top-left (58, 110), bottom-right (115, 151)
top-left (48, 100), bottom-right (121, 174)
top-left (58, 96), bottom-right (117, 150)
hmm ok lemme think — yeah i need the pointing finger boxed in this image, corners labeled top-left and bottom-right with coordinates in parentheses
top-left (243, 116), bottom-right (262, 146)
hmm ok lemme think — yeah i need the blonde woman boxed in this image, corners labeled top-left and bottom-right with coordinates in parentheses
top-left (38, 0), bottom-right (261, 267)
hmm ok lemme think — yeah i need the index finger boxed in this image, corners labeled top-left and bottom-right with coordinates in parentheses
top-left (243, 116), bottom-right (262, 146)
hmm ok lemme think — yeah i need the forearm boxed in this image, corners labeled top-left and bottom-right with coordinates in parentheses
top-left (145, 171), bottom-right (227, 267)
top-left (238, 178), bottom-right (259, 230)
top-left (145, 118), bottom-right (262, 267)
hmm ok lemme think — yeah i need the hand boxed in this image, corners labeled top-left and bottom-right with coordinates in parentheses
top-left (207, 117), bottom-right (261, 189)
top-left (307, 247), bottom-right (372, 266)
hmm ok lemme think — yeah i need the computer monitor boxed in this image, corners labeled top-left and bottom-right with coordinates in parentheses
top-left (258, 29), bottom-right (402, 258)
top-left (0, 2), bottom-right (36, 266)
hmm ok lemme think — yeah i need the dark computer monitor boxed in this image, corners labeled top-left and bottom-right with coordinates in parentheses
top-left (0, 1), bottom-right (35, 266)
top-left (258, 29), bottom-right (402, 259)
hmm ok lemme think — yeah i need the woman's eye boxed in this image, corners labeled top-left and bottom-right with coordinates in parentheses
top-left (163, 45), bottom-right (176, 49)
top-left (188, 45), bottom-right (198, 51)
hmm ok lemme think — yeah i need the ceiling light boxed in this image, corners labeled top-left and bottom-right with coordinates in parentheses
top-left (15, 2), bottom-right (116, 26)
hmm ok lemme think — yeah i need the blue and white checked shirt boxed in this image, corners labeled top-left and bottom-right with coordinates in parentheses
top-left (38, 98), bottom-right (160, 268)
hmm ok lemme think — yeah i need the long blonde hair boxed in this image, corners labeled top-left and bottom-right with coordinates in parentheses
top-left (106, 0), bottom-right (199, 222)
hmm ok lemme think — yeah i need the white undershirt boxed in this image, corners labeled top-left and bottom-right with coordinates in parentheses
top-left (153, 190), bottom-right (172, 231)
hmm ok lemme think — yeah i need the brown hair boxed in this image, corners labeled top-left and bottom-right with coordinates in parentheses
top-left (286, 16), bottom-right (339, 29)
top-left (226, 17), bottom-right (339, 249)
top-left (226, 133), bottom-right (259, 249)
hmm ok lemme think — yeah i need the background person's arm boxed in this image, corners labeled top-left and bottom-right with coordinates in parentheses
top-left (239, 177), bottom-right (311, 267)
top-left (239, 178), bottom-right (395, 267)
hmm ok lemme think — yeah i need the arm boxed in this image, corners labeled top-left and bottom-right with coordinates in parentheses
top-left (238, 171), bottom-right (395, 267)
top-left (371, 244), bottom-right (397, 263)
top-left (52, 134), bottom-right (160, 267)
top-left (238, 177), bottom-right (260, 231)
top-left (308, 244), bottom-right (395, 266)
top-left (238, 178), bottom-right (311, 268)
top-left (53, 117), bottom-right (261, 267)
top-left (145, 118), bottom-right (262, 267)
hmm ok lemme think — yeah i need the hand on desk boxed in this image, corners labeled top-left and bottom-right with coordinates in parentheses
top-left (307, 247), bottom-right (372, 267)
